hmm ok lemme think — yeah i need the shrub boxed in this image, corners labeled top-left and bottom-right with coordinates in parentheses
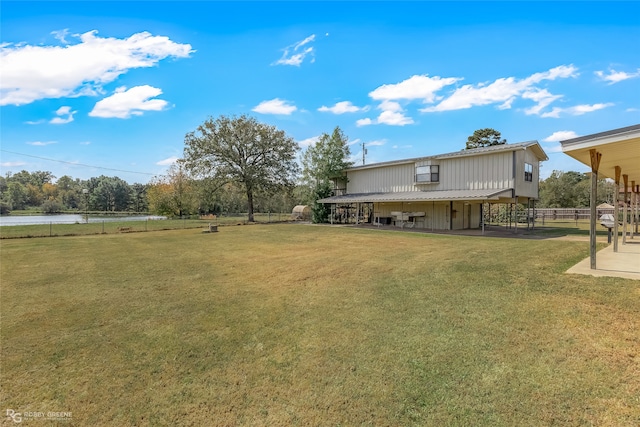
top-left (41, 199), bottom-right (64, 214)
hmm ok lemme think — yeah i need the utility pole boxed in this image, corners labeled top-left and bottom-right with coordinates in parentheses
top-left (362, 141), bottom-right (367, 165)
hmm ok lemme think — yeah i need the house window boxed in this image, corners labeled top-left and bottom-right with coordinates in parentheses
top-left (524, 163), bottom-right (533, 182)
top-left (416, 165), bottom-right (439, 183)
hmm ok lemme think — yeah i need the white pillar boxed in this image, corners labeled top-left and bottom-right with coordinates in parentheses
top-left (614, 166), bottom-right (620, 252)
top-left (623, 174), bottom-right (629, 245)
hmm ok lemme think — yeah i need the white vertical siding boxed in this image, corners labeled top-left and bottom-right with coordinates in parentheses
top-left (437, 151), bottom-right (514, 191)
top-left (372, 201), bottom-right (450, 230)
top-left (514, 149), bottom-right (541, 199)
top-left (345, 146), bottom-right (543, 205)
top-left (347, 163), bottom-right (415, 193)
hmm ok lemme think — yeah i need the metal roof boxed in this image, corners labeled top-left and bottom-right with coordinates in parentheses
top-left (348, 141), bottom-right (548, 171)
top-left (560, 124), bottom-right (640, 186)
top-left (318, 188), bottom-right (514, 204)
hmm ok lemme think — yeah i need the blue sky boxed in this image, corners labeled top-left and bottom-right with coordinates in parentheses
top-left (1, 1), bottom-right (639, 184)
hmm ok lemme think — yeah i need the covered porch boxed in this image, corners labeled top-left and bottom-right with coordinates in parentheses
top-left (318, 188), bottom-right (538, 232)
top-left (560, 124), bottom-right (640, 278)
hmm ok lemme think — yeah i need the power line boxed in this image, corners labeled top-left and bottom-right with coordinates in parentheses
top-left (0, 149), bottom-right (155, 176)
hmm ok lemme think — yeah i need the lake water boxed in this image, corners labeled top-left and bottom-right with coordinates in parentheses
top-left (0, 214), bottom-right (167, 226)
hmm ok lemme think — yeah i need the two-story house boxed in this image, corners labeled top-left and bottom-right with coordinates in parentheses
top-left (318, 141), bottom-right (548, 230)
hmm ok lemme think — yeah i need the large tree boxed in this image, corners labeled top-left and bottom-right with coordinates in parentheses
top-left (465, 128), bottom-right (507, 150)
top-left (301, 126), bottom-right (353, 223)
top-left (89, 176), bottom-right (132, 212)
top-left (182, 115), bottom-right (299, 222)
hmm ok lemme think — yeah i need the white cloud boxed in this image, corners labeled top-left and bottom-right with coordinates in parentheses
top-left (595, 68), bottom-right (640, 84)
top-left (252, 98), bottom-right (297, 115)
top-left (522, 89), bottom-right (563, 116)
top-left (357, 100), bottom-right (414, 126)
top-left (540, 103), bottom-right (614, 118)
top-left (421, 77), bottom-right (523, 112)
top-left (360, 65), bottom-right (578, 124)
top-left (365, 139), bottom-right (386, 146)
top-left (369, 74), bottom-right (461, 102)
top-left (1, 161), bottom-right (27, 167)
top-left (379, 100), bottom-right (403, 112)
top-left (0, 30), bottom-right (193, 106)
top-left (27, 141), bottom-right (57, 146)
top-left (297, 136), bottom-right (319, 148)
top-left (421, 65), bottom-right (578, 114)
top-left (377, 110), bottom-right (414, 126)
top-left (523, 65), bottom-right (578, 84)
top-left (543, 130), bottom-right (579, 142)
top-left (89, 85), bottom-right (169, 118)
top-left (273, 34), bottom-right (315, 66)
top-left (50, 105), bottom-right (76, 124)
top-left (51, 29), bottom-right (70, 44)
top-left (156, 156), bottom-right (179, 166)
top-left (317, 101), bottom-right (367, 114)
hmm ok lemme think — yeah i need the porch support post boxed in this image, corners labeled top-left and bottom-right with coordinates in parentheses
top-left (514, 198), bottom-right (518, 233)
top-left (623, 174), bottom-right (629, 244)
top-left (631, 181), bottom-right (636, 239)
top-left (532, 198), bottom-right (536, 230)
top-left (589, 149), bottom-right (602, 270)
top-left (614, 166), bottom-right (621, 252)
top-left (634, 185), bottom-right (640, 234)
top-left (432, 201), bottom-right (435, 231)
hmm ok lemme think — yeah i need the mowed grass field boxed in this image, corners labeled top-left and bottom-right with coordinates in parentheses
top-left (1, 224), bottom-right (638, 426)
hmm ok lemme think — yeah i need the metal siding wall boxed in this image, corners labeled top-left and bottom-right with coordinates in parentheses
top-left (440, 152), bottom-right (513, 191)
top-left (347, 151), bottom-right (519, 194)
top-left (514, 148), bottom-right (541, 199)
top-left (372, 202), bottom-right (451, 230)
top-left (348, 164), bottom-right (414, 193)
top-left (470, 203), bottom-right (481, 228)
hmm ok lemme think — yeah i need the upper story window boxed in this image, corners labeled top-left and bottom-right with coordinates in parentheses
top-left (524, 163), bottom-right (533, 182)
top-left (416, 165), bottom-right (439, 183)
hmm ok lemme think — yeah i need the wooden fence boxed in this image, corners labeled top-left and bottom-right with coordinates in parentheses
top-left (534, 208), bottom-right (615, 220)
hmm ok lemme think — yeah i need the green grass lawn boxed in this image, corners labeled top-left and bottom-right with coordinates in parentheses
top-left (1, 224), bottom-right (638, 426)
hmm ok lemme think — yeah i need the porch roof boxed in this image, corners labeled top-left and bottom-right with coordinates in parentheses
top-left (560, 124), bottom-right (640, 185)
top-left (318, 188), bottom-right (514, 204)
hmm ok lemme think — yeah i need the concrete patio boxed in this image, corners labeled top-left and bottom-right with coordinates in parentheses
top-left (566, 240), bottom-right (640, 280)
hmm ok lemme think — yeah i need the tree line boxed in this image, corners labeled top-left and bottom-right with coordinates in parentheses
top-left (0, 172), bottom-right (148, 215)
top-left (0, 119), bottom-right (615, 219)
top-left (0, 115), bottom-right (349, 218)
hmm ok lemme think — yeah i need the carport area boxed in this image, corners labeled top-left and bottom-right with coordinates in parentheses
top-left (560, 124), bottom-right (640, 279)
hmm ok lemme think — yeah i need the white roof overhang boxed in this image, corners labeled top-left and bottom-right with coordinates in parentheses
top-left (318, 189), bottom-right (514, 204)
top-left (560, 124), bottom-right (640, 187)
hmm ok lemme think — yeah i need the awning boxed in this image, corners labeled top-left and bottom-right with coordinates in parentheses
top-left (560, 124), bottom-right (640, 184)
top-left (318, 188), bottom-right (514, 204)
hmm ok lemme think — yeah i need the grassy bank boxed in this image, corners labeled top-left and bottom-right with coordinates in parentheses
top-left (0, 213), bottom-right (293, 239)
top-left (1, 224), bottom-right (638, 425)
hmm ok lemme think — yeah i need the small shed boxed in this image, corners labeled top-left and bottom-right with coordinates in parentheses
top-left (597, 203), bottom-right (614, 209)
top-left (291, 205), bottom-right (311, 221)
